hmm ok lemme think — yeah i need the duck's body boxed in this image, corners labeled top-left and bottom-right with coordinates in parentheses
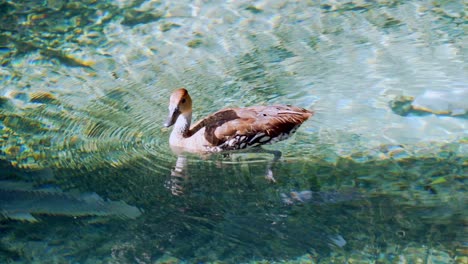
top-left (164, 88), bottom-right (313, 154)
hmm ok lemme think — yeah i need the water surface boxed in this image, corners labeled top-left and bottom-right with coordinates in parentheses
top-left (0, 0), bottom-right (466, 262)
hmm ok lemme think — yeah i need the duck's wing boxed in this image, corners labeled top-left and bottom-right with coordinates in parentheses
top-left (191, 106), bottom-right (313, 150)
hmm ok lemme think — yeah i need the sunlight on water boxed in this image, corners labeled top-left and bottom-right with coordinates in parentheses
top-left (0, 0), bottom-right (467, 263)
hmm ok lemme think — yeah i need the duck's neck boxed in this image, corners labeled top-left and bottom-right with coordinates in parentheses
top-left (171, 112), bottom-right (192, 140)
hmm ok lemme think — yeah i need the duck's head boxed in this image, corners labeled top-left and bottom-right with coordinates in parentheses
top-left (164, 88), bottom-right (193, 127)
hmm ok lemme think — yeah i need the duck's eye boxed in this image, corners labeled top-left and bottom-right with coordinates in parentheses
top-left (181, 98), bottom-right (186, 104)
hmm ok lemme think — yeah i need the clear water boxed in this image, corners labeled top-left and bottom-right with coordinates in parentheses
top-left (0, 0), bottom-right (466, 263)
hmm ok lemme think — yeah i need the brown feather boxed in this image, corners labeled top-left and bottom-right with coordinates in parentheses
top-left (189, 105), bottom-right (313, 150)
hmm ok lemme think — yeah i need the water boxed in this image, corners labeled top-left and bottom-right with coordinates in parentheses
top-left (0, 0), bottom-right (467, 263)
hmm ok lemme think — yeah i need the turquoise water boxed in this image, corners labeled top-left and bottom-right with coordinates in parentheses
top-left (1, 0), bottom-right (467, 263)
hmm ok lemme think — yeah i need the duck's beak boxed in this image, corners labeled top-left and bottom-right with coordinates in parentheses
top-left (164, 106), bottom-right (180, 127)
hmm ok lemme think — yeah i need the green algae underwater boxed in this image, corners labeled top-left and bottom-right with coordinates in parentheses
top-left (1, 141), bottom-right (466, 263)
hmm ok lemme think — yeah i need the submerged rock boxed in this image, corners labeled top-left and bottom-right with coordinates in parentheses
top-left (281, 189), bottom-right (362, 205)
top-left (390, 89), bottom-right (468, 117)
top-left (0, 180), bottom-right (141, 222)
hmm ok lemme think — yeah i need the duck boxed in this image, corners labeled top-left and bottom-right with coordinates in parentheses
top-left (164, 88), bottom-right (313, 154)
